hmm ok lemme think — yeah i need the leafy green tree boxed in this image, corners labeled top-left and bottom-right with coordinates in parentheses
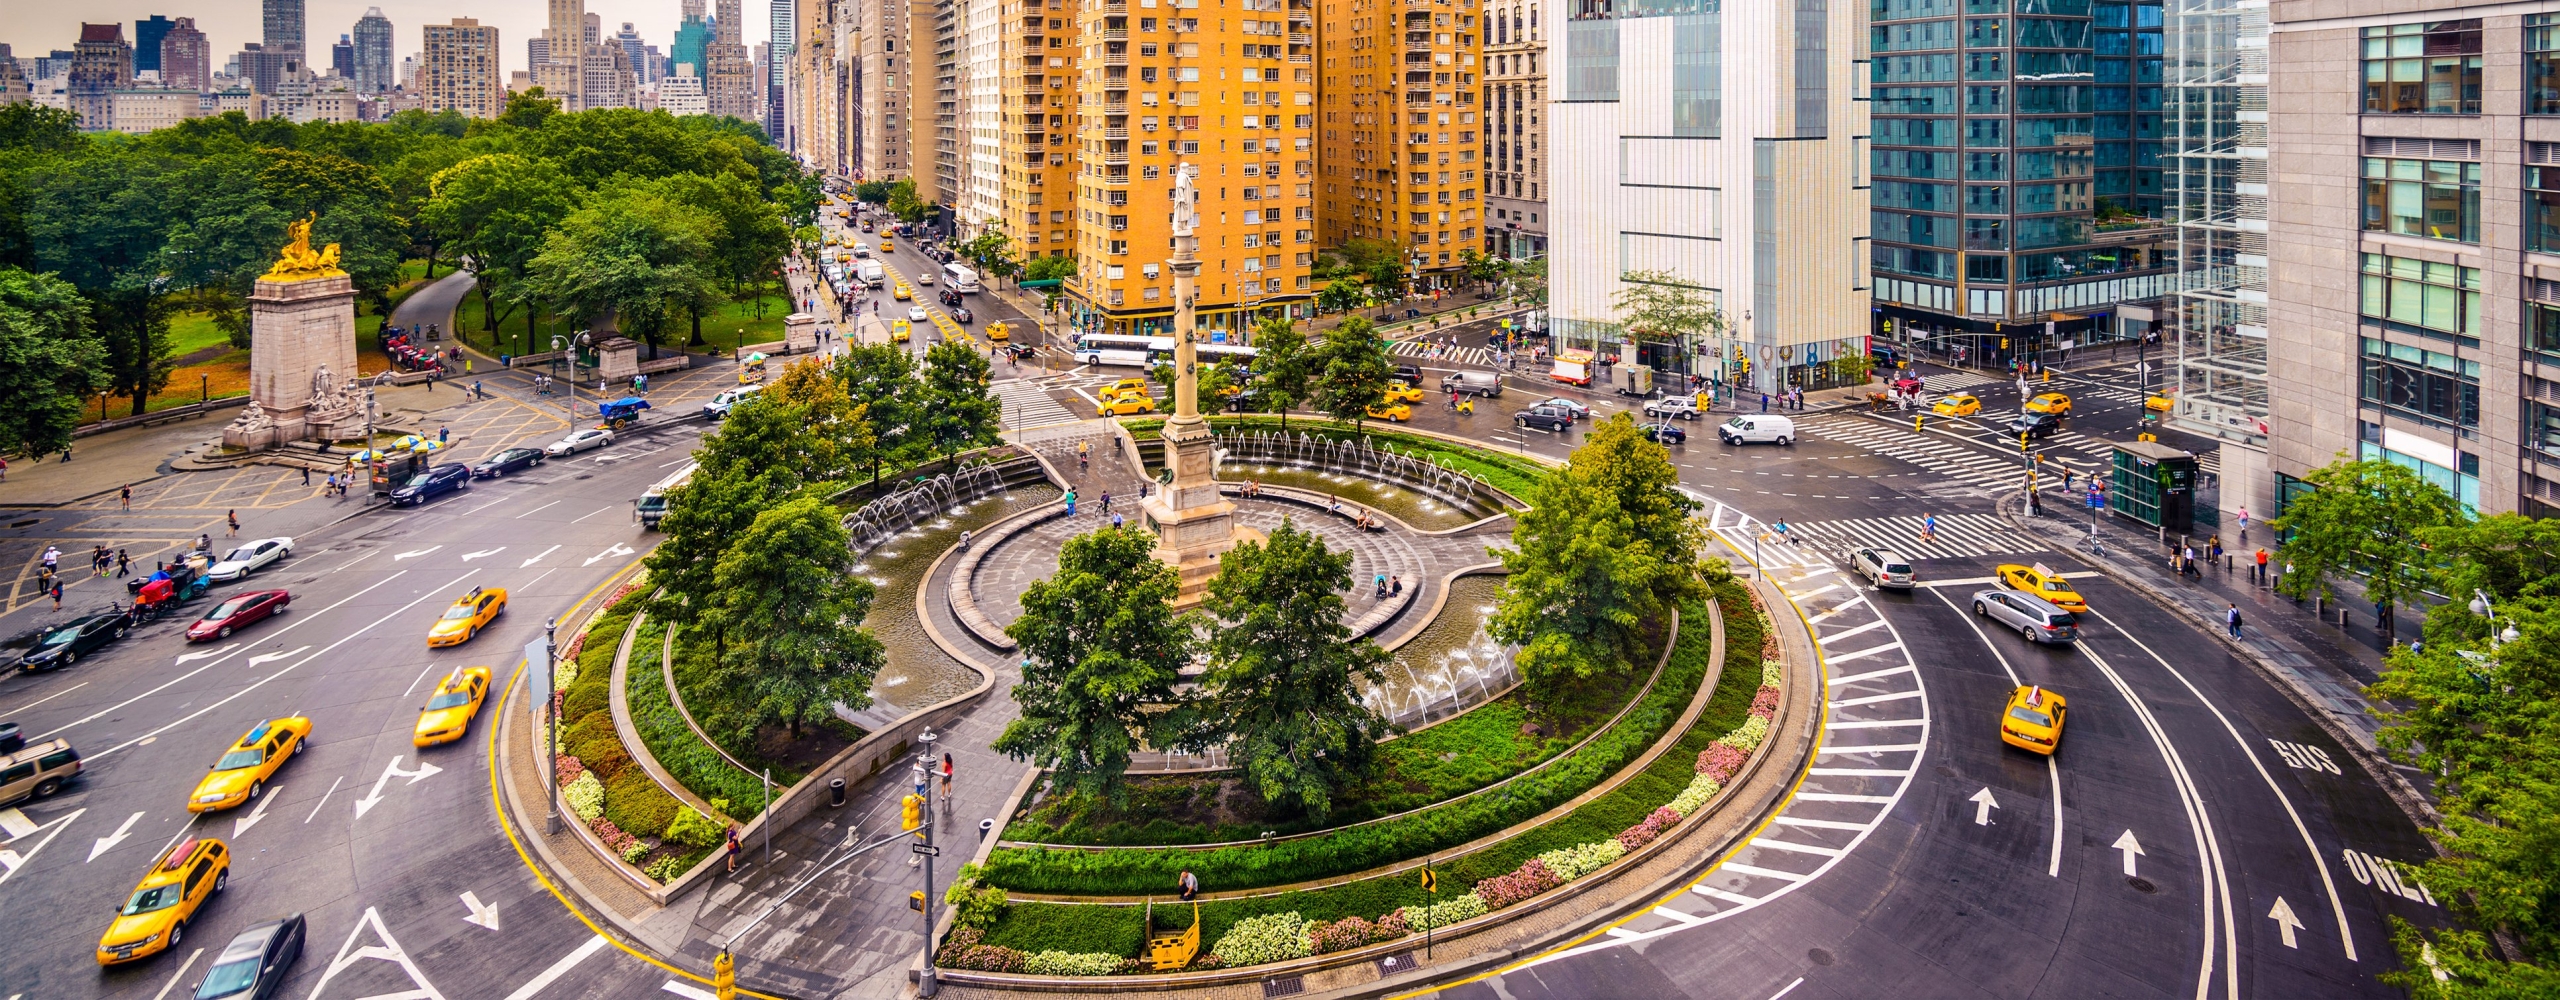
top-left (1023, 254), bottom-right (1076, 283)
top-left (644, 462), bottom-right (789, 632)
top-left (651, 171), bottom-right (790, 314)
top-left (886, 178), bottom-right (934, 223)
top-left (917, 339), bottom-right (1001, 462)
top-left (995, 526), bottom-right (1196, 806)
top-left (0, 267), bottom-right (107, 454)
top-left (496, 88), bottom-right (563, 130)
top-left (1315, 279), bottom-right (1370, 316)
top-left (833, 343), bottom-right (924, 481)
top-left (1248, 316), bottom-right (1313, 428)
top-left (1491, 414), bottom-right (1699, 686)
top-left (954, 229), bottom-right (1021, 280)
top-left (854, 180), bottom-right (892, 204)
top-left (700, 495), bottom-right (887, 737)
top-left (1365, 256), bottom-right (1408, 301)
top-left (519, 187), bottom-right (719, 359)
top-left (2424, 513), bottom-right (2560, 604)
top-left (1460, 249), bottom-right (1506, 290)
top-left (2270, 458), bottom-right (2468, 644)
top-left (1613, 269), bottom-right (1727, 363)
top-left (421, 153), bottom-right (583, 343)
top-left (1193, 520), bottom-right (1395, 821)
top-left (25, 151), bottom-right (180, 416)
top-left (1309, 317), bottom-right (1394, 428)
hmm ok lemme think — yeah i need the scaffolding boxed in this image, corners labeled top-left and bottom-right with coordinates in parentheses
top-left (2164, 0), bottom-right (2270, 448)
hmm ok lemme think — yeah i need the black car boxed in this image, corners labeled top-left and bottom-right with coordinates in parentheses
top-left (17, 613), bottom-right (125, 671)
top-left (952, 305), bottom-right (974, 323)
top-left (388, 464), bottom-right (471, 507)
top-left (1516, 407), bottom-right (1575, 432)
top-left (2008, 410), bottom-right (2065, 440)
top-left (471, 447), bottom-right (545, 478)
top-left (1638, 421), bottom-right (1688, 444)
top-left (192, 915), bottom-right (306, 1000)
top-left (1394, 364), bottom-right (1424, 385)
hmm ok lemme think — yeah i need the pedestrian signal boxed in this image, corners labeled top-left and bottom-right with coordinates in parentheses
top-left (902, 794), bottom-right (924, 833)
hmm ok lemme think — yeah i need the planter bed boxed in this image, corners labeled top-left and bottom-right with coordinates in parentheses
top-left (1118, 416), bottom-right (1547, 504)
top-left (627, 619), bottom-right (773, 812)
top-left (552, 585), bottom-right (703, 883)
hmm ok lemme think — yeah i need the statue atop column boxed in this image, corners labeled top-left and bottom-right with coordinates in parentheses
top-left (1171, 162), bottom-right (1199, 240)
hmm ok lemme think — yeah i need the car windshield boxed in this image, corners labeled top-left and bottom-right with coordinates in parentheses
top-left (221, 547), bottom-right (258, 562)
top-left (427, 690), bottom-right (474, 710)
top-left (215, 748), bottom-right (264, 770)
top-left (403, 473), bottom-right (433, 488)
top-left (440, 605), bottom-right (478, 621)
top-left (41, 626), bottom-right (81, 646)
top-left (195, 955), bottom-right (261, 997)
top-left (204, 598), bottom-right (253, 620)
top-left (2007, 704), bottom-right (2054, 727)
top-left (122, 884), bottom-right (185, 915)
top-left (2042, 580), bottom-right (2071, 592)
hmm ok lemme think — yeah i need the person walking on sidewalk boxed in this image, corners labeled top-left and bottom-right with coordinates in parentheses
top-left (119, 484), bottom-right (130, 510)
top-left (116, 549), bottom-right (130, 578)
top-left (1100, 491), bottom-right (1112, 515)
top-left (2254, 547), bottom-right (2269, 585)
top-left (939, 752), bottom-right (954, 802)
top-left (226, 510), bottom-right (239, 537)
top-left (301, 466), bottom-right (311, 487)
top-left (726, 825), bottom-right (742, 873)
top-left (2226, 604), bottom-right (2244, 639)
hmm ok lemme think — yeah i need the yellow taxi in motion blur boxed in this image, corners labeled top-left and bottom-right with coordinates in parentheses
top-left (893, 282), bottom-right (913, 301)
top-left (2024, 392), bottom-right (2073, 415)
top-left (1996, 562), bottom-right (2088, 613)
top-left (187, 717), bottom-right (310, 812)
top-left (414, 666), bottom-right (493, 747)
top-left (891, 319), bottom-right (912, 342)
top-left (97, 838), bottom-right (230, 964)
top-left (426, 586), bottom-right (508, 647)
top-left (2146, 391), bottom-right (2175, 413)
top-left (1102, 378), bottom-right (1149, 399)
top-left (1999, 685), bottom-right (2068, 754)
top-left (1366, 402), bottom-right (1413, 422)
top-left (986, 321), bottom-right (1010, 342)
top-left (1381, 380), bottom-right (1425, 404)
top-left (1099, 394), bottom-right (1157, 416)
top-left (1932, 394), bottom-right (1982, 416)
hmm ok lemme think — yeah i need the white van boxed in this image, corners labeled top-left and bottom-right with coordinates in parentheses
top-left (1718, 414), bottom-right (1796, 446)
top-left (856, 261), bottom-right (886, 288)
top-left (944, 262), bottom-right (981, 292)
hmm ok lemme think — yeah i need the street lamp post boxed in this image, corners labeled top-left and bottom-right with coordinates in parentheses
top-left (915, 728), bottom-right (942, 998)
top-left (543, 616), bottom-right (561, 835)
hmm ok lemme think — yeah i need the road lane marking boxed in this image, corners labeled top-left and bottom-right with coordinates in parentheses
top-left (324, 550), bottom-right (376, 575)
top-left (462, 497), bottom-right (510, 516)
top-left (460, 891), bottom-right (501, 930)
top-left (663, 982), bottom-right (717, 1000)
top-left (1827, 664), bottom-right (1914, 687)
top-left (1692, 885), bottom-right (1758, 905)
top-left (463, 547), bottom-right (507, 561)
top-left (520, 544), bottom-right (562, 566)
top-left (1829, 690), bottom-right (1921, 708)
top-left (146, 947), bottom-right (204, 1000)
top-left (91, 572), bottom-right (470, 761)
top-left (404, 664), bottom-right (440, 698)
top-left (33, 572), bottom-right (406, 742)
top-left (513, 500), bottom-right (562, 520)
top-left (232, 783), bottom-right (280, 837)
top-left (1748, 837), bottom-right (1845, 858)
top-left (1767, 977), bottom-right (1807, 1000)
top-left (2080, 641), bottom-right (2239, 1000)
top-left (0, 808), bottom-right (33, 838)
top-left (305, 775), bottom-right (345, 823)
top-left (312, 906), bottom-right (448, 1000)
top-left (1823, 641), bottom-right (1904, 665)
top-left (395, 546), bottom-right (443, 560)
top-left (1815, 619), bottom-right (1888, 644)
top-left (570, 505), bottom-right (616, 523)
top-left (87, 810), bottom-right (143, 862)
top-left (1817, 743), bottom-right (1925, 755)
top-left (1718, 861), bottom-right (1811, 883)
top-left (0, 680), bottom-right (86, 717)
top-left (0, 807), bottom-right (83, 886)
top-left (353, 754), bottom-right (445, 819)
top-left (502, 935), bottom-right (610, 1000)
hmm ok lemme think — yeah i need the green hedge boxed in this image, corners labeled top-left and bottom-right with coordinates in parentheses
top-left (1004, 685), bottom-right (1614, 846)
top-left (627, 622), bottom-right (772, 815)
top-left (980, 614), bottom-right (1698, 896)
top-left (1118, 416), bottom-right (1548, 505)
top-left (550, 587), bottom-right (685, 862)
top-left (980, 590), bottom-right (1756, 955)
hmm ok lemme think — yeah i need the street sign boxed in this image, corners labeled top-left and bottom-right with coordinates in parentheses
top-left (911, 843), bottom-right (942, 857)
top-left (526, 638), bottom-right (552, 715)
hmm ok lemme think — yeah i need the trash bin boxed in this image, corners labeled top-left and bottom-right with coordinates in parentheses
top-left (500, 354), bottom-right (512, 367)
top-left (829, 777), bottom-right (846, 807)
top-left (980, 818), bottom-right (995, 842)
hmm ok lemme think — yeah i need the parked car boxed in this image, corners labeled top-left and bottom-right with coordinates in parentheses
top-left (203, 538), bottom-right (292, 583)
top-left (704, 384), bottom-right (764, 421)
top-left (1535, 397), bottom-right (1592, 420)
top-left (1515, 407), bottom-right (1574, 433)
top-left (388, 464), bottom-right (471, 507)
top-left (191, 914), bottom-right (306, 999)
top-left (17, 613), bottom-right (125, 671)
top-left (0, 738), bottom-right (81, 805)
top-left (1637, 421), bottom-right (1687, 444)
top-left (1643, 395), bottom-right (1701, 421)
top-left (545, 427), bottom-right (614, 457)
top-left (1718, 414), bottom-right (1797, 446)
top-left (187, 590), bottom-right (290, 642)
top-left (471, 448), bottom-right (544, 478)
top-left (1970, 589), bottom-right (2080, 644)
top-left (1852, 547), bottom-right (1915, 590)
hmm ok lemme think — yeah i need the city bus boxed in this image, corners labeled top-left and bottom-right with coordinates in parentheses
top-left (1073, 334), bottom-right (1167, 367)
top-left (943, 262), bottom-right (982, 292)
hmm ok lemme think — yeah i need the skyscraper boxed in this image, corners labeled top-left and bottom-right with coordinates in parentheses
top-left (134, 15), bottom-right (175, 74)
top-left (421, 17), bottom-right (503, 117)
top-left (672, 0), bottom-right (712, 89)
top-left (769, 0), bottom-right (794, 133)
top-left (1482, 4), bottom-right (1543, 259)
top-left (68, 23), bottom-right (134, 130)
top-left (538, 0), bottom-right (585, 108)
top-left (264, 0), bottom-right (306, 66)
top-left (704, 0), bottom-right (759, 119)
top-left (353, 8), bottom-right (394, 93)
top-left (332, 34), bottom-right (355, 80)
top-left (616, 23), bottom-right (649, 84)
top-left (159, 17), bottom-right (209, 91)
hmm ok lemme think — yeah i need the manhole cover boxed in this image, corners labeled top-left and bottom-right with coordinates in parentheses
top-left (1263, 976), bottom-right (1306, 998)
top-left (2128, 876), bottom-right (2158, 894)
top-left (1808, 948), bottom-right (1835, 967)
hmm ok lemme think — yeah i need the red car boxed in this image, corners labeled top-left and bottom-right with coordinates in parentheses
top-left (187, 590), bottom-right (290, 642)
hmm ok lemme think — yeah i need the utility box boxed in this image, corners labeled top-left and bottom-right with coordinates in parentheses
top-left (2110, 440), bottom-right (2198, 533)
top-left (1611, 363), bottom-right (1655, 397)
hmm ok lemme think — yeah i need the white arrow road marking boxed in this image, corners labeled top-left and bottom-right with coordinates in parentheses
top-left (461, 547), bottom-right (506, 562)
top-left (583, 542), bottom-right (636, 567)
top-left (247, 646), bottom-right (310, 669)
top-left (311, 906), bottom-right (448, 1000)
top-left (519, 544), bottom-right (561, 567)
top-left (394, 546), bottom-right (443, 561)
top-left (459, 891), bottom-right (501, 930)
top-left (0, 808), bottom-right (34, 839)
top-left (88, 811), bottom-right (145, 862)
top-left (233, 785), bottom-right (280, 838)
top-left (2114, 830), bottom-right (2146, 878)
top-left (174, 646), bottom-right (235, 665)
top-left (1968, 787), bottom-right (1999, 826)
top-left (661, 982), bottom-right (716, 1000)
top-left (353, 755), bottom-right (444, 819)
top-left (2269, 897), bottom-right (2305, 949)
top-left (501, 935), bottom-right (608, 1000)
top-left (0, 807), bottom-right (83, 888)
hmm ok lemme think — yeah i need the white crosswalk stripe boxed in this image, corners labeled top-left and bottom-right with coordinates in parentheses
top-left (1769, 512), bottom-right (2036, 561)
top-left (1919, 372), bottom-right (1992, 393)
top-left (1801, 416), bottom-right (2036, 496)
top-left (995, 379), bottom-right (1081, 429)
top-left (1389, 339), bottom-right (1497, 367)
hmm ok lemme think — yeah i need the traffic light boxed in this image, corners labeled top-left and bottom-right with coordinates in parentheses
top-left (901, 793), bottom-right (924, 835)
top-left (714, 951), bottom-right (737, 1000)
top-left (2000, 338), bottom-right (2010, 350)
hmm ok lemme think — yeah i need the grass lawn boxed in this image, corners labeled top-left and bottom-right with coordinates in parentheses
top-left (689, 289), bottom-right (795, 356)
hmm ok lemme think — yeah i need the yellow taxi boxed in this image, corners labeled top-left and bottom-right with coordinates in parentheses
top-left (2146, 391), bottom-right (2175, 413)
top-left (414, 666), bottom-right (493, 747)
top-left (1365, 402), bottom-right (1413, 422)
top-left (1381, 381), bottom-right (1425, 404)
top-left (187, 717), bottom-right (311, 812)
top-left (880, 238), bottom-right (895, 254)
top-left (2024, 392), bottom-right (2073, 415)
top-left (97, 837), bottom-right (230, 964)
top-left (891, 319), bottom-right (912, 342)
top-left (1996, 563), bottom-right (2088, 613)
top-left (986, 321), bottom-right (1010, 342)
top-left (1101, 378), bottom-right (1150, 400)
top-left (1999, 685), bottom-right (2068, 754)
top-left (893, 282), bottom-right (913, 301)
top-left (1932, 394), bottom-right (1982, 416)
top-left (1099, 394), bottom-right (1158, 416)
top-left (426, 586), bottom-right (508, 647)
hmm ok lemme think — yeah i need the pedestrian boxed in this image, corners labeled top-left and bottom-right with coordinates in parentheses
top-left (0, 455), bottom-right (7, 481)
top-left (1101, 491), bottom-right (1112, 515)
top-left (474, 380), bottom-right (484, 400)
top-left (2254, 547), bottom-right (2269, 584)
top-left (1389, 575), bottom-right (1403, 597)
top-left (2227, 604), bottom-right (2243, 639)
top-left (1064, 489), bottom-right (1078, 516)
top-left (117, 549), bottom-right (130, 578)
top-left (726, 825), bottom-right (742, 873)
top-left (940, 752), bottom-right (954, 800)
top-left (1920, 513), bottom-right (1938, 543)
top-left (51, 581), bottom-right (63, 611)
top-left (1178, 869), bottom-right (1200, 902)
top-left (1760, 392), bottom-right (1770, 413)
top-left (1111, 512), bottom-right (1124, 528)
top-left (119, 484), bottom-right (131, 510)
top-left (2182, 544), bottom-right (2197, 578)
top-left (1374, 574), bottom-right (1389, 600)
top-left (438, 425), bottom-right (450, 445)
top-left (302, 466), bottom-right (311, 487)
top-left (226, 510), bottom-right (239, 537)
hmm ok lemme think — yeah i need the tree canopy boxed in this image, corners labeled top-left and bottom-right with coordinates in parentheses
top-left (1491, 415), bottom-right (1703, 687)
top-left (995, 526), bottom-right (1197, 806)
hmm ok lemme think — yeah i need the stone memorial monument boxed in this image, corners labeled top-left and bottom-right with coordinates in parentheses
top-left (785, 312), bottom-right (818, 354)
top-left (1142, 162), bottom-right (1249, 608)
top-left (227, 215), bottom-right (357, 449)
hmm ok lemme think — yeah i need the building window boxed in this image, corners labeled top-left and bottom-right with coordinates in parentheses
top-left (2360, 338), bottom-right (2479, 427)
top-left (2362, 20), bottom-right (2481, 114)
top-left (2362, 157), bottom-right (2478, 243)
top-left (2532, 15), bottom-right (2560, 114)
top-left (2359, 252), bottom-right (2481, 340)
top-left (2529, 168), bottom-right (2560, 252)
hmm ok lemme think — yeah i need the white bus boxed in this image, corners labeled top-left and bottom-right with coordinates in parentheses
top-left (943, 262), bottom-right (982, 292)
top-left (634, 462), bottom-right (696, 529)
top-left (1074, 334), bottom-right (1168, 367)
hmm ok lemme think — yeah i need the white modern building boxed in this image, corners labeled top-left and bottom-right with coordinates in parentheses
top-left (961, 0), bottom-right (1004, 235)
top-left (1545, 0), bottom-right (1871, 392)
top-left (661, 62), bottom-right (709, 116)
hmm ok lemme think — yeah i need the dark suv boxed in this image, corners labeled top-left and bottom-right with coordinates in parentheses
top-left (2008, 410), bottom-right (2065, 440)
top-left (389, 464), bottom-right (471, 507)
top-left (1516, 406), bottom-right (1575, 432)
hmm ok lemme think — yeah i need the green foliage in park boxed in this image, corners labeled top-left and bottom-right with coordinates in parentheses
top-left (917, 340), bottom-right (1003, 463)
top-left (995, 527), bottom-right (1197, 807)
top-left (1023, 254), bottom-right (1077, 283)
top-left (2269, 458), bottom-right (2467, 643)
top-left (1309, 317), bottom-right (1395, 429)
top-left (698, 496), bottom-right (887, 739)
top-left (1492, 414), bottom-right (1704, 686)
top-left (0, 267), bottom-right (107, 456)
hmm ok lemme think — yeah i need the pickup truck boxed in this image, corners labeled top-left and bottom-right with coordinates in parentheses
top-left (1643, 395), bottom-right (1701, 421)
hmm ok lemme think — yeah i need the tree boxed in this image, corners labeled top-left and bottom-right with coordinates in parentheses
top-left (995, 526), bottom-right (1196, 806)
top-left (0, 267), bottom-right (107, 454)
top-left (854, 179), bottom-right (892, 204)
top-left (1459, 249), bottom-right (1506, 291)
top-left (651, 171), bottom-right (790, 314)
top-left (2423, 512), bottom-right (2560, 604)
top-left (1193, 520), bottom-right (1396, 821)
top-left (1023, 254), bottom-right (1076, 283)
top-left (519, 188), bottom-right (719, 359)
top-left (1613, 269), bottom-right (1727, 364)
top-left (1491, 415), bottom-right (1699, 687)
top-left (1309, 317), bottom-right (1394, 428)
top-left (916, 339), bottom-right (1001, 463)
top-left (644, 461), bottom-right (791, 633)
top-left (421, 153), bottom-right (583, 343)
top-left (2270, 458), bottom-right (2468, 644)
top-left (833, 343), bottom-right (924, 480)
top-left (26, 151), bottom-right (180, 416)
top-left (886, 178), bottom-right (934, 224)
top-left (496, 88), bottom-right (562, 130)
top-left (1315, 279), bottom-right (1370, 316)
top-left (700, 495), bottom-right (887, 738)
top-left (954, 229), bottom-right (1021, 280)
top-left (1248, 316), bottom-right (1313, 429)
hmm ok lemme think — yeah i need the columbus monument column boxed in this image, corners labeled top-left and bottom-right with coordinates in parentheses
top-left (1142, 162), bottom-right (1243, 608)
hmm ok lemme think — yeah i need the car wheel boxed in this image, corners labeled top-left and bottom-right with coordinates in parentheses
top-left (1972, 601), bottom-right (1987, 617)
top-left (31, 777), bottom-right (61, 798)
top-left (2022, 626), bottom-right (2039, 644)
top-left (170, 921), bottom-right (184, 948)
top-left (213, 870), bottom-right (228, 893)
top-left (219, 626), bottom-right (232, 638)
top-left (250, 781), bottom-right (262, 801)
top-left (113, 626), bottom-right (126, 639)
top-left (60, 650), bottom-right (74, 666)
top-left (1778, 436), bottom-right (1793, 446)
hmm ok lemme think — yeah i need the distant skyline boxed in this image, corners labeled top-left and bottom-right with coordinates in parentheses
top-left (2, 0), bottom-right (774, 82)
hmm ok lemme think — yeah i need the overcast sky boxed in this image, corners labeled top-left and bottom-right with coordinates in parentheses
top-left (4, 0), bottom-right (781, 80)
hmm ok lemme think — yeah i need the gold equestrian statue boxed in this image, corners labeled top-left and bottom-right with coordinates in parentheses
top-left (265, 214), bottom-right (344, 279)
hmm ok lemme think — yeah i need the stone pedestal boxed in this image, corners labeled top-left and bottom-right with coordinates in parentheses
top-left (245, 272), bottom-right (357, 442)
top-left (785, 312), bottom-right (818, 354)
top-left (595, 337), bottom-right (641, 385)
